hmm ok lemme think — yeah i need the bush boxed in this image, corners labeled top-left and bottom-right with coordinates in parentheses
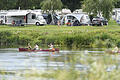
top-left (95, 32), bottom-right (112, 41)
top-left (0, 31), bottom-right (12, 46)
top-left (116, 39), bottom-right (120, 47)
top-left (18, 35), bottom-right (32, 45)
top-left (0, 25), bottom-right (120, 49)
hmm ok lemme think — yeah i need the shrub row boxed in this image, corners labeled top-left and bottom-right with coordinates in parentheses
top-left (0, 29), bottom-right (119, 49)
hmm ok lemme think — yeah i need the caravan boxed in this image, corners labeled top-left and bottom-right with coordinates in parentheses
top-left (0, 11), bottom-right (7, 24)
top-left (6, 10), bottom-right (46, 26)
top-left (60, 13), bottom-right (90, 26)
top-left (112, 8), bottom-right (120, 24)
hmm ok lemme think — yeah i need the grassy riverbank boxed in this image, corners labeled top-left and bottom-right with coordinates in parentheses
top-left (0, 21), bottom-right (120, 49)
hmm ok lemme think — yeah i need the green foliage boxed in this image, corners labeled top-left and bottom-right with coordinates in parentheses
top-left (92, 39), bottom-right (105, 48)
top-left (83, 0), bottom-right (114, 20)
top-left (104, 39), bottom-right (115, 48)
top-left (6, 35), bottom-right (19, 45)
top-left (15, 0), bottom-right (33, 9)
top-left (101, 0), bottom-right (114, 20)
top-left (114, 0), bottom-right (120, 8)
top-left (0, 23), bottom-right (120, 49)
top-left (108, 20), bottom-right (118, 26)
top-left (0, 0), bottom-right (83, 12)
top-left (65, 34), bottom-right (95, 48)
top-left (92, 39), bottom-right (115, 48)
top-left (18, 35), bottom-right (32, 45)
top-left (0, 0), bottom-right (17, 9)
top-left (61, 0), bottom-right (83, 12)
top-left (41, 0), bottom-right (63, 12)
top-left (0, 0), bottom-right (120, 13)
top-left (0, 31), bottom-right (12, 45)
top-left (0, 31), bottom-right (12, 37)
top-left (95, 33), bottom-right (112, 41)
top-left (93, 32), bottom-right (115, 48)
top-left (116, 39), bottom-right (120, 47)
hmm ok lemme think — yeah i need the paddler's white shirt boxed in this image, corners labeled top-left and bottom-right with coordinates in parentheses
top-left (49, 44), bottom-right (54, 49)
top-left (112, 47), bottom-right (118, 53)
top-left (35, 45), bottom-right (39, 50)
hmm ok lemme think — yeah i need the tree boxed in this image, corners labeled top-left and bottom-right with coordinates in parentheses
top-left (32, 0), bottom-right (43, 9)
top-left (41, 0), bottom-right (63, 24)
top-left (0, 0), bottom-right (17, 10)
top-left (83, 0), bottom-right (115, 20)
top-left (61, 0), bottom-right (83, 12)
top-left (41, 0), bottom-right (62, 12)
top-left (114, 0), bottom-right (120, 8)
top-left (101, 0), bottom-right (114, 20)
top-left (15, 0), bottom-right (33, 9)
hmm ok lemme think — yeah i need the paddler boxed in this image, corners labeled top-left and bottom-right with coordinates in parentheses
top-left (48, 43), bottom-right (55, 51)
top-left (33, 44), bottom-right (39, 50)
top-left (112, 46), bottom-right (119, 53)
top-left (27, 43), bottom-right (32, 49)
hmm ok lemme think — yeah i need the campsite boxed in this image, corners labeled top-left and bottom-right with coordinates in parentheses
top-left (1, 0), bottom-right (120, 80)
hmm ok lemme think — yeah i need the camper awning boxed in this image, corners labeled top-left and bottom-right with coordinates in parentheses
top-left (67, 14), bottom-right (84, 21)
top-left (6, 11), bottom-right (29, 16)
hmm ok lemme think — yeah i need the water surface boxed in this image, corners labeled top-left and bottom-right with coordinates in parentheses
top-left (0, 48), bottom-right (119, 80)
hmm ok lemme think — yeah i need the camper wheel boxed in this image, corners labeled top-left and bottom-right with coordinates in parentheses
top-left (36, 22), bottom-right (40, 26)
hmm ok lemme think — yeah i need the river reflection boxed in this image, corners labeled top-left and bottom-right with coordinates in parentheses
top-left (0, 48), bottom-right (119, 80)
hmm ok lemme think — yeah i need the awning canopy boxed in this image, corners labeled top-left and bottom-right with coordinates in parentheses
top-left (6, 11), bottom-right (29, 16)
top-left (66, 14), bottom-right (84, 21)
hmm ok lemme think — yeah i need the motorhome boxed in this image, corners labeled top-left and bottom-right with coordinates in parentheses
top-left (60, 13), bottom-right (90, 26)
top-left (6, 10), bottom-right (46, 26)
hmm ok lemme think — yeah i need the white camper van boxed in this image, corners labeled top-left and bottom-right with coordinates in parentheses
top-left (60, 13), bottom-right (90, 26)
top-left (6, 11), bottom-right (46, 26)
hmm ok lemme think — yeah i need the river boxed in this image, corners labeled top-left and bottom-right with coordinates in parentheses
top-left (0, 48), bottom-right (119, 80)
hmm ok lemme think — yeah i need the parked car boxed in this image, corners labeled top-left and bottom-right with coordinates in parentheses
top-left (92, 17), bottom-right (108, 26)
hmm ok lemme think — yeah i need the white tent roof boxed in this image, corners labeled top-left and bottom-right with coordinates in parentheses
top-left (6, 11), bottom-right (29, 16)
top-left (66, 13), bottom-right (85, 21)
top-left (62, 9), bottom-right (71, 14)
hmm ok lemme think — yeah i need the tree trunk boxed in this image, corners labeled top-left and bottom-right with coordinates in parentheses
top-left (50, 12), bottom-right (55, 25)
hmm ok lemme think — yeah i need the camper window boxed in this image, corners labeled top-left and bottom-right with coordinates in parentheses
top-left (118, 11), bottom-right (120, 13)
top-left (67, 16), bottom-right (72, 19)
top-left (0, 16), bottom-right (4, 18)
top-left (119, 16), bottom-right (120, 20)
top-left (86, 16), bottom-right (89, 19)
top-left (68, 16), bottom-right (75, 20)
top-left (38, 15), bottom-right (44, 19)
top-left (112, 12), bottom-right (115, 15)
top-left (32, 14), bottom-right (36, 19)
